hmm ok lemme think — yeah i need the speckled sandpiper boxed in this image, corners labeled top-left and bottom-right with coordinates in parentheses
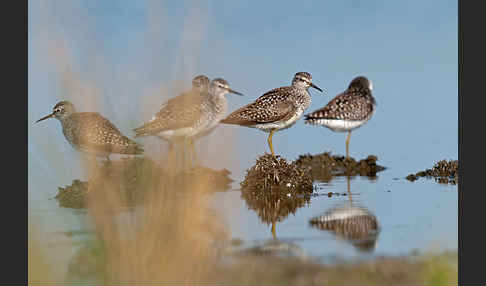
top-left (304, 76), bottom-right (376, 159)
top-left (221, 72), bottom-right (323, 156)
top-left (133, 75), bottom-right (210, 161)
top-left (133, 75), bottom-right (242, 166)
top-left (36, 101), bottom-right (144, 160)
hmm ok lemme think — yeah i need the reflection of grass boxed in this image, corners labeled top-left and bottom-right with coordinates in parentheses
top-left (29, 227), bottom-right (56, 285)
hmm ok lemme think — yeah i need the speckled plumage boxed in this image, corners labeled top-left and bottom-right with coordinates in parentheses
top-left (190, 91), bottom-right (228, 140)
top-left (221, 72), bottom-right (321, 132)
top-left (133, 89), bottom-right (213, 140)
top-left (221, 72), bottom-right (323, 156)
top-left (61, 113), bottom-right (143, 156)
top-left (304, 76), bottom-right (376, 132)
top-left (37, 101), bottom-right (143, 157)
top-left (304, 76), bottom-right (376, 158)
top-left (221, 86), bottom-right (309, 131)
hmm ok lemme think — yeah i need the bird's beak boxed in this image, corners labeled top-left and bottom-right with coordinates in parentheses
top-left (310, 83), bottom-right (324, 93)
top-left (228, 88), bottom-right (243, 96)
top-left (36, 112), bottom-right (54, 123)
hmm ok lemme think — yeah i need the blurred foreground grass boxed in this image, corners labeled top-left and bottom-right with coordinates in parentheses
top-left (29, 156), bottom-right (457, 286)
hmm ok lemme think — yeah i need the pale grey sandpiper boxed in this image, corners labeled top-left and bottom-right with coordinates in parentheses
top-left (133, 75), bottom-right (210, 162)
top-left (133, 75), bottom-right (242, 166)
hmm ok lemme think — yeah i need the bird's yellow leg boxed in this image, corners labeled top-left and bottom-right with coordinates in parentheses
top-left (182, 139), bottom-right (191, 170)
top-left (271, 221), bottom-right (277, 240)
top-left (185, 139), bottom-right (192, 169)
top-left (189, 139), bottom-right (198, 166)
top-left (268, 130), bottom-right (275, 156)
top-left (167, 142), bottom-right (175, 166)
top-left (175, 141), bottom-right (185, 172)
top-left (346, 131), bottom-right (352, 159)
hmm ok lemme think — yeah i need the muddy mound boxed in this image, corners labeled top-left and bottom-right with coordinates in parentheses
top-left (241, 154), bottom-right (313, 194)
top-left (240, 154), bottom-right (313, 225)
top-left (406, 160), bottom-right (458, 185)
top-left (294, 152), bottom-right (386, 182)
top-left (54, 157), bottom-right (234, 209)
top-left (55, 179), bottom-right (90, 209)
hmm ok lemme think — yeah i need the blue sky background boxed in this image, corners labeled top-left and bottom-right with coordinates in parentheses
top-left (29, 0), bottom-right (457, 202)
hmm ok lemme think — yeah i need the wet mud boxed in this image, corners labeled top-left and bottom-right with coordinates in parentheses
top-left (241, 154), bottom-right (314, 193)
top-left (406, 160), bottom-right (458, 185)
top-left (55, 179), bottom-right (90, 209)
top-left (294, 152), bottom-right (386, 182)
top-left (55, 157), bottom-right (233, 209)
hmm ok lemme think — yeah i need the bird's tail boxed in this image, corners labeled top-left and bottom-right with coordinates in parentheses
top-left (303, 114), bottom-right (319, 125)
top-left (125, 141), bottom-right (144, 155)
top-left (133, 124), bottom-right (151, 138)
top-left (132, 143), bottom-right (144, 154)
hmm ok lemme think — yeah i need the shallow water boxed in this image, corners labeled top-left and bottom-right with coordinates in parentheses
top-left (211, 170), bottom-right (457, 263)
top-left (28, 153), bottom-right (457, 270)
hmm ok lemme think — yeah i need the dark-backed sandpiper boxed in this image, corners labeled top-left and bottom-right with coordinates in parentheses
top-left (304, 76), bottom-right (376, 158)
top-left (221, 72), bottom-right (323, 156)
top-left (36, 101), bottom-right (144, 160)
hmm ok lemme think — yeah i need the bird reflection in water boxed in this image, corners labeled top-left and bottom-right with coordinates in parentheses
top-left (309, 176), bottom-right (380, 252)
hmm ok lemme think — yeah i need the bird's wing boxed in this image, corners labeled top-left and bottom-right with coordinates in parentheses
top-left (255, 86), bottom-right (293, 102)
top-left (70, 113), bottom-right (143, 154)
top-left (133, 92), bottom-right (207, 136)
top-left (305, 90), bottom-right (374, 121)
top-left (154, 90), bottom-right (199, 118)
top-left (221, 89), bottom-right (297, 126)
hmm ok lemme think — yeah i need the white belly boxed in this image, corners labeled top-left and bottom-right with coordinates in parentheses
top-left (254, 108), bottom-right (305, 133)
top-left (314, 119), bottom-right (369, 132)
top-left (156, 127), bottom-right (195, 141)
top-left (191, 99), bottom-right (228, 140)
top-left (193, 123), bottom-right (218, 139)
